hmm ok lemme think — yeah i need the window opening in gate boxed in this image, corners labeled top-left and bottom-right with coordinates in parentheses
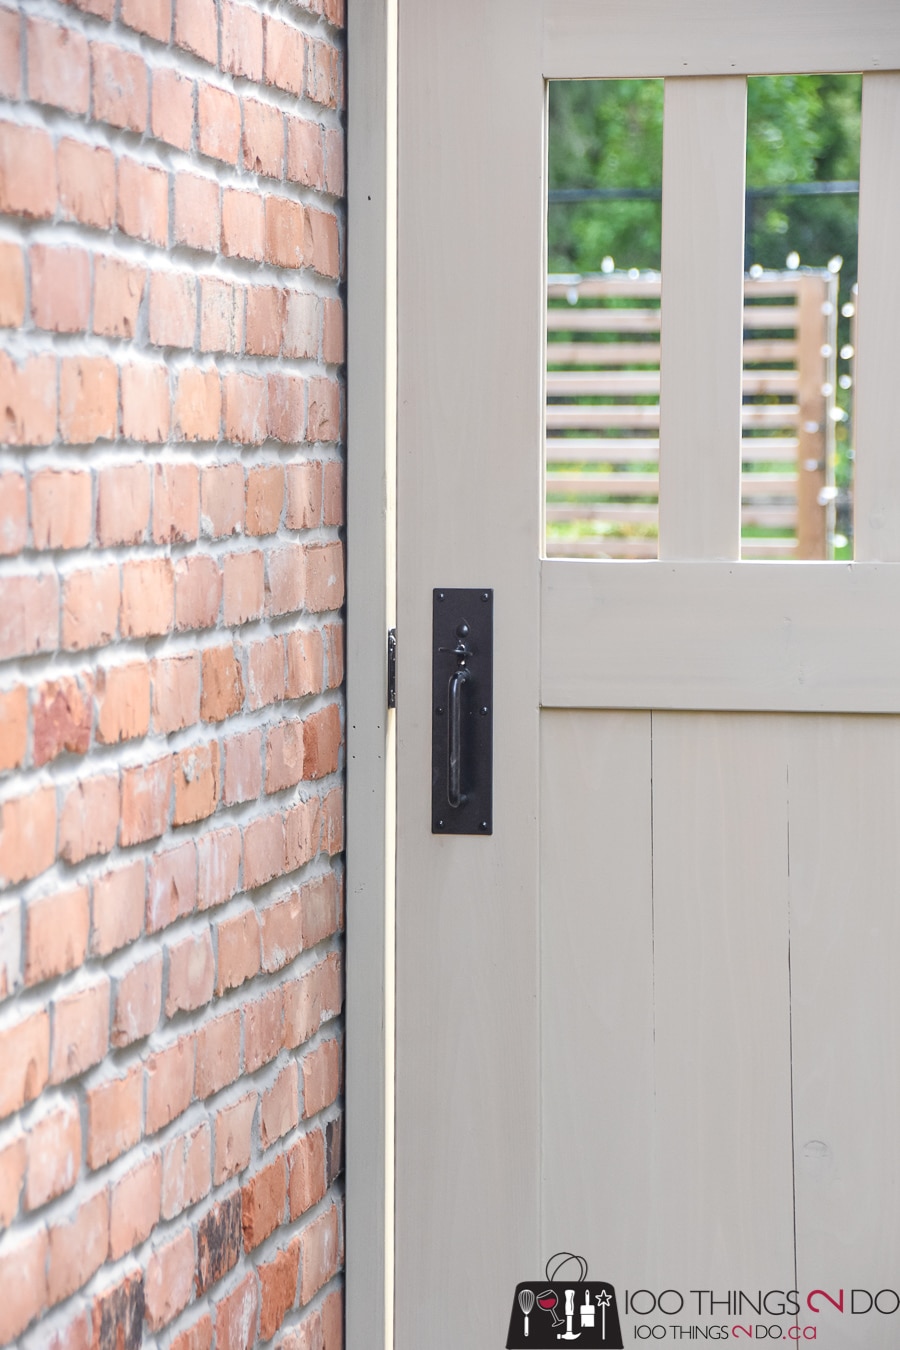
top-left (742, 73), bottom-right (861, 561)
top-left (546, 79), bottom-right (664, 560)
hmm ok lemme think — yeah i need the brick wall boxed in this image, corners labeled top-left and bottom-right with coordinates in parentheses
top-left (0, 0), bottom-right (345, 1344)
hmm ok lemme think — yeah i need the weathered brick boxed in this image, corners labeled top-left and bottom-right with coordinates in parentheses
top-left (286, 462), bottom-right (322, 529)
top-left (286, 629), bottom-right (325, 699)
top-left (305, 540), bottom-right (345, 611)
top-left (152, 653), bottom-right (201, 733)
top-left (261, 1062), bottom-right (299, 1149)
top-left (90, 1270), bottom-right (145, 1350)
top-left (284, 953), bottom-right (342, 1050)
top-left (288, 1128), bottom-right (326, 1219)
top-left (0, 122), bottom-right (56, 219)
top-left (195, 1191), bottom-right (241, 1294)
top-left (58, 139), bottom-right (114, 228)
top-left (259, 1242), bottom-right (300, 1341)
top-left (265, 195), bottom-right (309, 270)
top-left (50, 976), bottom-right (110, 1084)
top-left (25, 886), bottom-right (89, 986)
top-left (284, 290), bottom-right (320, 359)
top-left (121, 362), bottom-right (170, 442)
top-left (265, 16), bottom-right (305, 96)
top-left (121, 557), bottom-right (174, 637)
top-left (146, 1035), bottom-right (195, 1134)
top-left (161, 1120), bottom-right (211, 1220)
top-left (199, 278), bottom-right (244, 354)
top-left (174, 172), bottom-right (221, 252)
top-left (244, 813), bottom-right (285, 892)
top-left (244, 987), bottom-right (283, 1074)
top-left (96, 662), bottom-right (151, 744)
top-left (285, 796), bottom-right (321, 873)
top-left (201, 645), bottom-right (244, 721)
top-left (93, 256), bottom-right (146, 339)
top-left (96, 463), bottom-right (152, 546)
top-left (214, 1093), bottom-right (256, 1183)
top-left (112, 950), bottom-right (163, 1048)
top-left (300, 871), bottom-right (339, 950)
top-left (25, 1099), bottom-right (82, 1211)
top-left (166, 927), bottom-right (215, 1017)
top-left (86, 1065), bottom-right (143, 1168)
top-left (152, 66), bottom-right (194, 151)
top-left (288, 117), bottom-right (325, 189)
top-left (223, 727), bottom-right (262, 806)
top-left (221, 1), bottom-right (263, 79)
top-left (175, 0), bottom-right (217, 63)
top-left (0, 1227), bottom-right (48, 1340)
top-left (92, 41), bottom-right (148, 132)
top-left (324, 127), bottom-right (345, 197)
top-left (122, 0), bottom-right (172, 40)
top-left (266, 543), bottom-right (306, 617)
top-left (260, 889), bottom-right (303, 972)
top-left (31, 470), bottom-right (92, 550)
top-left (121, 755), bottom-right (173, 846)
top-left (246, 286), bottom-right (285, 357)
top-left (117, 157), bottom-right (168, 245)
top-left (154, 462), bottom-right (200, 542)
top-left (0, 351), bottom-right (56, 446)
top-left (197, 825), bottom-right (242, 909)
top-left (241, 1157), bottom-right (286, 1251)
top-left (243, 98), bottom-right (284, 178)
top-left (62, 565), bottom-right (119, 651)
top-left (33, 673), bottom-right (92, 766)
top-left (175, 554), bottom-right (222, 631)
top-left (222, 188), bottom-right (265, 261)
top-left (194, 1009), bottom-right (241, 1098)
top-left (59, 774), bottom-right (119, 864)
top-left (215, 1271), bottom-right (259, 1350)
top-left (109, 1152), bottom-right (162, 1258)
top-left (147, 839), bottom-right (197, 931)
top-left (223, 549), bottom-right (265, 623)
top-left (0, 9), bottom-right (21, 101)
top-left (30, 244), bottom-right (90, 333)
top-left (92, 859), bottom-right (145, 957)
top-left (0, 685), bottom-right (27, 772)
top-left (302, 702), bottom-right (342, 779)
top-left (267, 720), bottom-right (305, 793)
top-left (216, 906), bottom-right (261, 995)
top-left (60, 356), bottom-right (117, 444)
top-left (298, 1202), bottom-right (340, 1303)
top-left (323, 297), bottom-right (345, 363)
top-left (301, 1037), bottom-right (341, 1119)
top-left (0, 1124), bottom-right (25, 1226)
top-left (224, 372), bottom-right (267, 445)
top-left (149, 271), bottom-right (197, 349)
top-left (308, 375), bottom-right (341, 441)
top-left (174, 367), bottom-right (221, 440)
top-left (0, 243), bottom-right (25, 328)
top-left (198, 82), bottom-right (241, 164)
top-left (145, 1226), bottom-right (194, 1331)
top-left (0, 1008), bottom-right (49, 1118)
top-left (0, 785), bottom-right (56, 886)
top-left (201, 464), bottom-right (244, 536)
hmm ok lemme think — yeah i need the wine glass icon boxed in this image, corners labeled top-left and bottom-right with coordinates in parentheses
top-left (537, 1289), bottom-right (565, 1328)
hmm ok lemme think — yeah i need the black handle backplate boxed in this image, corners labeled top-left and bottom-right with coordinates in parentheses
top-left (432, 588), bottom-right (493, 835)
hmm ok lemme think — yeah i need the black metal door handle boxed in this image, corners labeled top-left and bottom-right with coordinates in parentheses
top-left (432, 589), bottom-right (493, 834)
top-left (447, 668), bottom-right (470, 808)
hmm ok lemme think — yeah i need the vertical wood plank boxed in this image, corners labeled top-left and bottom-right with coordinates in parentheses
top-left (854, 72), bottom-right (900, 561)
top-left (540, 711), bottom-right (655, 1280)
top-left (660, 78), bottom-right (746, 560)
top-left (790, 716), bottom-right (900, 1346)
top-left (650, 713), bottom-right (795, 1306)
top-left (795, 273), bottom-right (830, 560)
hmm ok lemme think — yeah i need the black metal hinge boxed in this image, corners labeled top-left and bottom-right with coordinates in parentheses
top-left (387, 628), bottom-right (397, 708)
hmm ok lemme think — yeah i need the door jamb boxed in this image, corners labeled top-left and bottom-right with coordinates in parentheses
top-left (346, 4), bottom-right (397, 1350)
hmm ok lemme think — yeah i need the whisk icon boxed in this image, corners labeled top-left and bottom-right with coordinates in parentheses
top-left (518, 1288), bottom-right (535, 1336)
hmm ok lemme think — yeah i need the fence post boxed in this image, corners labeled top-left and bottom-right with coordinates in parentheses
top-left (795, 273), bottom-right (834, 559)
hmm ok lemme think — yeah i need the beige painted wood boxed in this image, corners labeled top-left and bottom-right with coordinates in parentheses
top-left (659, 78), bottom-right (745, 560)
top-left (854, 73), bottom-right (900, 561)
top-left (795, 274), bottom-right (832, 560)
top-left (543, 0), bottom-right (900, 76)
top-left (541, 560), bottom-right (900, 711)
top-left (789, 717), bottom-right (900, 1346)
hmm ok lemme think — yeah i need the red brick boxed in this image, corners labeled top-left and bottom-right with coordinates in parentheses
top-left (223, 549), bottom-right (265, 622)
top-left (62, 565), bottom-right (118, 651)
top-left (321, 1285), bottom-right (342, 1348)
top-left (215, 1271), bottom-right (259, 1350)
top-left (122, 362), bottom-right (169, 441)
top-left (172, 1310), bottom-right (214, 1349)
top-left (243, 98), bottom-right (284, 178)
top-left (0, 242), bottom-right (24, 327)
top-left (323, 297), bottom-right (345, 364)
top-left (323, 460), bottom-right (343, 525)
top-left (109, 1152), bottom-right (161, 1258)
top-left (324, 127), bottom-right (345, 196)
top-left (0, 9), bottom-right (20, 100)
top-left (31, 469), bottom-right (91, 550)
top-left (47, 1189), bottom-right (109, 1305)
top-left (174, 555), bottom-right (222, 632)
top-left (95, 662), bottom-right (150, 745)
top-left (117, 157), bottom-right (168, 245)
top-left (0, 785), bottom-right (56, 886)
top-left (146, 1035), bottom-right (195, 1134)
top-left (91, 859), bottom-right (145, 957)
top-left (241, 1157), bottom-right (286, 1251)
top-left (198, 82), bottom-right (241, 164)
top-left (25, 886), bottom-right (89, 987)
top-left (265, 16), bottom-right (305, 96)
top-left (161, 1120), bottom-right (211, 1219)
top-left (284, 290), bottom-right (319, 359)
top-left (261, 1063), bottom-right (299, 1149)
top-left (308, 375), bottom-right (341, 441)
top-left (58, 138), bottom-right (114, 227)
top-left (326, 624), bottom-right (344, 692)
top-left (174, 171), bottom-right (220, 252)
top-left (148, 839), bottom-right (197, 931)
top-left (287, 117), bottom-right (324, 189)
top-left (312, 207), bottom-right (341, 279)
top-left (145, 1227), bottom-right (194, 1331)
top-left (244, 813), bottom-right (286, 892)
top-left (260, 890), bottom-right (303, 973)
top-left (300, 871), bottom-right (339, 949)
top-left (175, 0), bottom-right (217, 62)
top-left (0, 1227), bottom-right (48, 1340)
top-left (220, 0), bottom-right (262, 77)
top-left (322, 783), bottom-right (343, 850)
top-left (58, 774), bottom-right (118, 864)
top-left (214, 1093), bottom-right (256, 1183)
top-left (194, 1009), bottom-right (241, 1098)
top-left (0, 351), bottom-right (56, 446)
top-left (259, 1242), bottom-right (300, 1339)
top-left (267, 373), bottom-right (306, 444)
top-left (27, 18), bottom-right (89, 113)
top-left (306, 540), bottom-right (345, 611)
top-left (199, 277), bottom-right (244, 353)
top-left (46, 1308), bottom-right (92, 1350)
top-left (86, 1065), bottom-right (143, 1168)
top-left (152, 66), bottom-right (194, 151)
top-left (246, 285), bottom-right (285, 356)
top-left (248, 635), bottom-right (285, 708)
top-left (244, 987), bottom-right (283, 1075)
top-left (50, 976), bottom-right (110, 1084)
top-left (0, 122), bottom-right (56, 218)
top-left (200, 644), bottom-right (244, 720)
top-left (284, 954), bottom-right (342, 1052)
top-left (174, 741), bottom-right (220, 826)
top-left (302, 1037), bottom-right (341, 1120)
top-left (112, 950), bottom-right (163, 1048)
top-left (152, 653), bottom-right (201, 734)
top-left (25, 1099), bottom-right (81, 1211)
top-left (325, 0), bottom-right (345, 23)
top-left (153, 462), bottom-right (200, 542)
top-left (92, 41), bottom-right (148, 132)
top-left (0, 685), bottom-right (27, 771)
top-left (149, 271), bottom-right (197, 349)
top-left (223, 727), bottom-right (262, 806)
top-left (286, 461), bottom-right (322, 529)
top-left (122, 0), bottom-right (171, 40)
top-left (197, 825), bottom-right (242, 909)
top-left (60, 356), bottom-right (117, 444)
top-left (266, 195), bottom-right (309, 270)
top-left (224, 372), bottom-right (267, 445)
top-left (222, 188), bottom-right (265, 262)
top-left (174, 366), bottom-right (221, 440)
top-left (285, 796), bottom-right (321, 873)
top-left (285, 629), bottom-right (325, 699)
top-left (325, 1115), bottom-right (342, 1186)
top-left (97, 463), bottom-right (152, 546)
top-left (33, 672), bottom-right (93, 765)
top-left (121, 755), bottom-right (173, 846)
top-left (30, 244), bottom-right (90, 333)
top-left (0, 1008), bottom-right (49, 1118)
top-left (298, 1203), bottom-right (339, 1304)
top-left (288, 1128), bottom-right (326, 1218)
top-left (90, 1270), bottom-right (145, 1350)
top-left (0, 1125), bottom-right (25, 1226)
top-left (121, 557), bottom-right (174, 637)
top-left (195, 1191), bottom-right (241, 1294)
top-left (266, 543), bottom-right (306, 617)
top-left (303, 704), bottom-right (342, 780)
top-left (201, 463), bottom-right (243, 536)
top-left (216, 906), bottom-right (260, 995)
top-left (266, 720), bottom-right (305, 793)
top-left (93, 255), bottom-right (145, 340)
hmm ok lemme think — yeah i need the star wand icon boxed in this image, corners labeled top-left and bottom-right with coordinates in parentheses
top-left (595, 1290), bottom-right (612, 1343)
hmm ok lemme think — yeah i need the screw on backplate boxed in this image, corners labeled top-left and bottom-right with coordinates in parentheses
top-left (436, 819), bottom-right (445, 829)
top-left (438, 592), bottom-right (445, 601)
top-left (480, 705), bottom-right (489, 716)
top-left (481, 592), bottom-right (489, 602)
top-left (480, 820), bottom-right (489, 831)
top-left (436, 706), bottom-right (444, 715)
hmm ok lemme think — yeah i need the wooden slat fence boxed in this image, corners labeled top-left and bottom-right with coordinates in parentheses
top-left (546, 271), bottom-right (837, 559)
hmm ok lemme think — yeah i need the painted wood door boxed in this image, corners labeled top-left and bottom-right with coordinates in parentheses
top-left (394, 5), bottom-right (900, 1348)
